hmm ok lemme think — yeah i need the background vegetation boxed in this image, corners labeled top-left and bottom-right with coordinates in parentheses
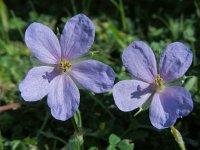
top-left (0, 0), bottom-right (200, 149)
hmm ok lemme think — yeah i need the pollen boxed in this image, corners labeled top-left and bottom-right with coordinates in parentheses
top-left (59, 59), bottom-right (71, 72)
top-left (155, 74), bottom-right (164, 87)
top-left (154, 74), bottom-right (165, 93)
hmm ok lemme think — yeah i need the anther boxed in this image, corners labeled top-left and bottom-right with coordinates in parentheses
top-left (155, 74), bottom-right (163, 87)
top-left (59, 59), bottom-right (71, 72)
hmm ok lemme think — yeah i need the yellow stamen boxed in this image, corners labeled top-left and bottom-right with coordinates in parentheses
top-left (59, 59), bottom-right (71, 72)
top-left (155, 74), bottom-right (163, 86)
top-left (154, 74), bottom-right (165, 93)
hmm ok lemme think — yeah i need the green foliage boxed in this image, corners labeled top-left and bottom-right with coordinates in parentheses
top-left (0, 132), bottom-right (3, 150)
top-left (3, 137), bottom-right (38, 150)
top-left (107, 134), bottom-right (134, 150)
top-left (0, 0), bottom-right (9, 40)
top-left (0, 0), bottom-right (200, 149)
top-left (109, 134), bottom-right (121, 145)
top-left (64, 135), bottom-right (82, 150)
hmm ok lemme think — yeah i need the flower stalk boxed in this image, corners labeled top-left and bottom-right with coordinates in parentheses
top-left (71, 109), bottom-right (84, 150)
top-left (170, 126), bottom-right (186, 150)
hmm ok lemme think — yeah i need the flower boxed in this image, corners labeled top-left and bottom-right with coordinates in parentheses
top-left (113, 41), bottom-right (193, 129)
top-left (19, 14), bottom-right (115, 121)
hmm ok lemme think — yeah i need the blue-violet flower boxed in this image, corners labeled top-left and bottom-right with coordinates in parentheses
top-left (19, 14), bottom-right (115, 121)
top-left (113, 41), bottom-right (193, 129)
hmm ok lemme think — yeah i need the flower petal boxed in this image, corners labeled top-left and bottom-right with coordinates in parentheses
top-left (70, 60), bottom-right (115, 93)
top-left (159, 42), bottom-right (193, 83)
top-left (47, 74), bottom-right (80, 121)
top-left (60, 14), bottom-right (95, 61)
top-left (149, 86), bottom-right (193, 129)
top-left (19, 66), bottom-right (55, 101)
top-left (113, 80), bottom-right (152, 112)
top-left (122, 41), bottom-right (157, 83)
top-left (25, 23), bottom-right (61, 64)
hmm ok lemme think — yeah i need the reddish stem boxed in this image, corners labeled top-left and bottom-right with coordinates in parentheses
top-left (0, 103), bottom-right (21, 112)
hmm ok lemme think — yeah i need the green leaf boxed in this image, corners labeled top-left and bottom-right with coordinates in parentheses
top-left (89, 147), bottom-right (99, 150)
top-left (64, 132), bottom-right (84, 150)
top-left (11, 140), bottom-right (21, 150)
top-left (23, 137), bottom-right (37, 145)
top-left (184, 76), bottom-right (198, 92)
top-left (107, 145), bottom-right (116, 150)
top-left (109, 134), bottom-right (121, 145)
top-left (65, 137), bottom-right (81, 150)
top-left (118, 139), bottom-right (134, 150)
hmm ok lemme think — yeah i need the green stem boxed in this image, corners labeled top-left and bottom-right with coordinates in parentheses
top-left (110, 0), bottom-right (127, 31)
top-left (191, 42), bottom-right (197, 66)
top-left (10, 10), bottom-right (24, 41)
top-left (37, 112), bottom-right (50, 137)
top-left (72, 115), bottom-right (79, 132)
top-left (0, 131), bottom-right (4, 150)
top-left (71, 109), bottom-right (84, 150)
top-left (119, 0), bottom-right (127, 31)
top-left (40, 131), bottom-right (68, 145)
top-left (170, 126), bottom-right (186, 150)
top-left (82, 0), bottom-right (86, 13)
top-left (70, 0), bottom-right (77, 14)
top-left (90, 93), bottom-right (115, 119)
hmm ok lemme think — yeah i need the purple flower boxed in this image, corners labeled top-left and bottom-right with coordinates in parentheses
top-left (19, 14), bottom-right (115, 121)
top-left (113, 41), bottom-right (193, 129)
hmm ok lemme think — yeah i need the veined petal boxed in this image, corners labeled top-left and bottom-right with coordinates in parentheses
top-left (113, 80), bottom-right (152, 112)
top-left (159, 42), bottom-right (193, 83)
top-left (60, 14), bottom-right (95, 61)
top-left (149, 86), bottom-right (193, 129)
top-left (19, 66), bottom-right (55, 101)
top-left (25, 23), bottom-right (61, 64)
top-left (47, 74), bottom-right (80, 121)
top-left (70, 60), bottom-right (115, 93)
top-left (122, 41), bottom-right (157, 83)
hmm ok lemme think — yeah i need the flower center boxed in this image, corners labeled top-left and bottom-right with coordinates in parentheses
top-left (59, 59), bottom-right (71, 72)
top-left (155, 74), bottom-right (163, 86)
top-left (154, 74), bottom-right (165, 93)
